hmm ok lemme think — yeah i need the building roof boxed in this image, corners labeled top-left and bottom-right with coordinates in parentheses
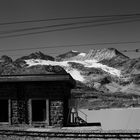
top-left (0, 74), bottom-right (76, 87)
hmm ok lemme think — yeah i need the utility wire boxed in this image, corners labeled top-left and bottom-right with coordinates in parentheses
top-left (0, 41), bottom-right (140, 53)
top-left (0, 15), bottom-right (138, 35)
top-left (0, 17), bottom-right (140, 39)
top-left (0, 13), bottom-right (140, 26)
top-left (0, 16), bottom-right (135, 35)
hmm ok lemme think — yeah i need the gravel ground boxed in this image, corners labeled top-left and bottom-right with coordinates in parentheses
top-left (0, 126), bottom-right (140, 133)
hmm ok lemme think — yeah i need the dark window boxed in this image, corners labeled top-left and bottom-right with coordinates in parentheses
top-left (32, 100), bottom-right (46, 122)
top-left (0, 100), bottom-right (8, 122)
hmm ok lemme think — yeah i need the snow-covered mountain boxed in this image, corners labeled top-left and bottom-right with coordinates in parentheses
top-left (56, 50), bottom-right (80, 61)
top-left (0, 48), bottom-right (140, 109)
top-left (25, 58), bottom-right (121, 81)
top-left (11, 48), bottom-right (139, 94)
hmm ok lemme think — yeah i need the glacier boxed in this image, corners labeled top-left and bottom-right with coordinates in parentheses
top-left (25, 58), bottom-right (121, 82)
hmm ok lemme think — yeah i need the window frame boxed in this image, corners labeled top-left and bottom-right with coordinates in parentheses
top-left (0, 99), bottom-right (11, 124)
top-left (28, 98), bottom-right (49, 126)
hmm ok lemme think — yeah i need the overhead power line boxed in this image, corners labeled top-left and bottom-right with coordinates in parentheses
top-left (0, 16), bottom-right (134, 35)
top-left (0, 41), bottom-right (140, 53)
top-left (0, 13), bottom-right (140, 26)
top-left (0, 15), bottom-right (138, 36)
top-left (0, 17), bottom-right (140, 39)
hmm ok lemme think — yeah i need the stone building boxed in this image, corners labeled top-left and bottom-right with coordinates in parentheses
top-left (0, 74), bottom-right (75, 127)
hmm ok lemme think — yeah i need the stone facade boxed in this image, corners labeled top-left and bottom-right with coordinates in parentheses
top-left (11, 98), bottom-right (67, 127)
top-left (0, 74), bottom-right (75, 127)
top-left (11, 100), bottom-right (28, 125)
top-left (50, 100), bottom-right (64, 127)
top-left (11, 100), bottom-right (18, 124)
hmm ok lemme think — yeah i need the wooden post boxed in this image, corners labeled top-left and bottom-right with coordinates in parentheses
top-left (46, 99), bottom-right (49, 125)
top-left (8, 99), bottom-right (11, 125)
top-left (28, 99), bottom-right (32, 126)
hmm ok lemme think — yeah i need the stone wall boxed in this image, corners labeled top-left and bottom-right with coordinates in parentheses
top-left (11, 100), bottom-right (28, 125)
top-left (0, 82), bottom-right (71, 127)
top-left (50, 100), bottom-right (64, 127)
top-left (18, 100), bottom-right (28, 124)
top-left (11, 99), bottom-right (68, 127)
top-left (11, 100), bottom-right (19, 124)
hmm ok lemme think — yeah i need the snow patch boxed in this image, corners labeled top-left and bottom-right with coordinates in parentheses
top-left (25, 59), bottom-right (85, 82)
top-left (65, 68), bottom-right (85, 82)
top-left (78, 53), bottom-right (86, 57)
top-left (84, 60), bottom-right (121, 77)
top-left (71, 50), bottom-right (78, 53)
top-left (25, 59), bottom-right (68, 67)
top-left (25, 58), bottom-right (121, 82)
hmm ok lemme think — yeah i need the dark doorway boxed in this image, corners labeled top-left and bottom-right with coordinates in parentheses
top-left (32, 100), bottom-right (46, 122)
top-left (0, 100), bottom-right (8, 122)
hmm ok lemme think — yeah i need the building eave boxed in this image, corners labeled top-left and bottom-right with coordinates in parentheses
top-left (0, 74), bottom-right (76, 87)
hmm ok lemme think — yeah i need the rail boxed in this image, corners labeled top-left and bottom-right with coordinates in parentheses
top-left (0, 129), bottom-right (140, 139)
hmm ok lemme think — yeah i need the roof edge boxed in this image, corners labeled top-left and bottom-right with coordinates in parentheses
top-left (0, 74), bottom-right (76, 87)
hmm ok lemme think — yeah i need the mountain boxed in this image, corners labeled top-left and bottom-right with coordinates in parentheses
top-left (0, 53), bottom-right (65, 75)
top-left (0, 55), bottom-right (13, 64)
top-left (15, 49), bottom-right (140, 93)
top-left (99, 48), bottom-right (129, 68)
top-left (121, 58), bottom-right (140, 74)
top-left (0, 48), bottom-right (140, 109)
top-left (56, 50), bottom-right (80, 61)
top-left (15, 51), bottom-right (55, 67)
top-left (56, 48), bottom-right (129, 62)
top-left (17, 51), bottom-right (55, 61)
top-left (82, 48), bottom-right (129, 61)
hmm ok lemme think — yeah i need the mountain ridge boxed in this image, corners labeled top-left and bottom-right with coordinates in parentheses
top-left (0, 48), bottom-right (140, 109)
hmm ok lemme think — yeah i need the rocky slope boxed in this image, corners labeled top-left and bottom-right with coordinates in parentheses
top-left (0, 52), bottom-right (66, 75)
top-left (0, 48), bottom-right (140, 109)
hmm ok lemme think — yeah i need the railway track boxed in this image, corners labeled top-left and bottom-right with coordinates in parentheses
top-left (0, 128), bottom-right (140, 139)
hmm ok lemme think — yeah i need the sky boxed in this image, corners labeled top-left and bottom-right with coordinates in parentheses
top-left (0, 0), bottom-right (140, 59)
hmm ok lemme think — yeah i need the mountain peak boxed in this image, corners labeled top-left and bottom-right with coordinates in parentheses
top-left (85, 48), bottom-right (129, 61)
top-left (15, 51), bottom-right (54, 61)
top-left (21, 51), bottom-right (54, 60)
top-left (107, 48), bottom-right (127, 56)
top-left (55, 48), bottom-right (129, 62)
top-left (0, 55), bottom-right (13, 64)
top-left (14, 51), bottom-right (54, 67)
top-left (56, 50), bottom-right (80, 61)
